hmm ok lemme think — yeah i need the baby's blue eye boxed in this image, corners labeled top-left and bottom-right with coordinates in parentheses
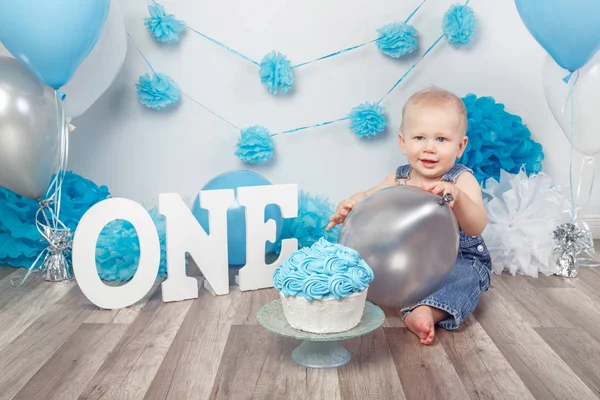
top-left (437, 137), bottom-right (446, 142)
top-left (415, 136), bottom-right (424, 140)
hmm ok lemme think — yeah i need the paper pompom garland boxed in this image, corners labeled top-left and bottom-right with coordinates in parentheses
top-left (233, 99), bottom-right (389, 163)
top-left (132, 1), bottom-right (483, 162)
top-left (138, 0), bottom-right (478, 101)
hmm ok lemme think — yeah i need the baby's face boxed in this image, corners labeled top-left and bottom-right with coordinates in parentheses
top-left (399, 104), bottom-right (468, 180)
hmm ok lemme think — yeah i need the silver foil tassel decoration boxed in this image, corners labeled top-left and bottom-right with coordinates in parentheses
top-left (44, 251), bottom-right (72, 281)
top-left (552, 223), bottom-right (594, 278)
top-left (42, 227), bottom-right (73, 282)
top-left (556, 252), bottom-right (578, 278)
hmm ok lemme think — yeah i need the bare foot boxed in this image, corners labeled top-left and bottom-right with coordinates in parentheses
top-left (405, 306), bottom-right (436, 345)
top-left (405, 306), bottom-right (451, 345)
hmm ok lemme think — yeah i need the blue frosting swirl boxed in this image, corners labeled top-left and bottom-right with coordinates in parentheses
top-left (273, 237), bottom-right (374, 301)
top-left (328, 274), bottom-right (355, 298)
top-left (347, 260), bottom-right (374, 292)
top-left (301, 273), bottom-right (330, 300)
top-left (281, 271), bottom-right (304, 296)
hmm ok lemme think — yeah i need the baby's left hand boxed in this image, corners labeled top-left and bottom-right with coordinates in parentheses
top-left (421, 181), bottom-right (462, 207)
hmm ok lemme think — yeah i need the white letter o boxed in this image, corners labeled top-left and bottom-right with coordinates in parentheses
top-left (72, 198), bottom-right (160, 309)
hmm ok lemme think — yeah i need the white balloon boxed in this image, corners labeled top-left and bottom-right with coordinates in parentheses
top-left (0, 2), bottom-right (126, 119)
top-left (543, 52), bottom-right (600, 156)
top-left (60, 1), bottom-right (127, 118)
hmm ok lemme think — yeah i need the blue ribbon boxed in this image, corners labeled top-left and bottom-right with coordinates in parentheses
top-left (566, 71), bottom-right (580, 221)
top-left (274, 116), bottom-right (350, 136)
top-left (292, 41), bottom-right (376, 69)
top-left (185, 26), bottom-right (260, 66)
top-left (378, 34), bottom-right (444, 104)
top-left (127, 32), bottom-right (157, 74)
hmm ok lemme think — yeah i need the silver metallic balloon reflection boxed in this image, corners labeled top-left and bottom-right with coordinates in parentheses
top-left (0, 56), bottom-right (60, 199)
top-left (338, 185), bottom-right (459, 308)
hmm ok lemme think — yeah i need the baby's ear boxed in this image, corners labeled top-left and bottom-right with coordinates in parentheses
top-left (398, 132), bottom-right (406, 153)
top-left (457, 135), bottom-right (468, 157)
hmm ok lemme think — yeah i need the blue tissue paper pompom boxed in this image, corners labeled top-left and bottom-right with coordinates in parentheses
top-left (136, 72), bottom-right (180, 110)
top-left (274, 190), bottom-right (340, 253)
top-left (0, 171), bottom-right (110, 267)
top-left (259, 51), bottom-right (295, 95)
top-left (443, 4), bottom-right (476, 46)
top-left (376, 22), bottom-right (418, 58)
top-left (144, 2), bottom-right (185, 43)
top-left (458, 94), bottom-right (544, 185)
top-left (235, 125), bottom-right (275, 164)
top-left (349, 102), bottom-right (387, 138)
top-left (96, 208), bottom-right (168, 282)
top-left (286, 190), bottom-right (340, 248)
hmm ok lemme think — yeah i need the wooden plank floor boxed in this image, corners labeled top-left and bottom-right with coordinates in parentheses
top-left (1, 255), bottom-right (600, 399)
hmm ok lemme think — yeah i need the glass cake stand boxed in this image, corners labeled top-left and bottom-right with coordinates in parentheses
top-left (256, 299), bottom-right (385, 369)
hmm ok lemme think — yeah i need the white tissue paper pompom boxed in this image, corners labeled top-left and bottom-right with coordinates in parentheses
top-left (481, 169), bottom-right (569, 277)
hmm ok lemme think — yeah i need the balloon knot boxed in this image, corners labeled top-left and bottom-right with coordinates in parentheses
top-left (562, 72), bottom-right (573, 84)
top-left (439, 193), bottom-right (454, 205)
top-left (56, 91), bottom-right (66, 101)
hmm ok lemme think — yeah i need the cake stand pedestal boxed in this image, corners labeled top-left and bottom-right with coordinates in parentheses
top-left (256, 299), bottom-right (385, 369)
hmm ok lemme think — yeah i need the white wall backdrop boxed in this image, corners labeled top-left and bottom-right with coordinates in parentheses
top-left (68, 0), bottom-right (600, 233)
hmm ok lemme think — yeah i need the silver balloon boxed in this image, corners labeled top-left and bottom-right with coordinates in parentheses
top-left (338, 185), bottom-right (459, 308)
top-left (0, 56), bottom-right (60, 199)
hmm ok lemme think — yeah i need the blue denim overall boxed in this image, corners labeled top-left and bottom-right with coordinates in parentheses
top-left (395, 163), bottom-right (492, 330)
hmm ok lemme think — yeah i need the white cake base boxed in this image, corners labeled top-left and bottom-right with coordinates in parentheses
top-left (280, 290), bottom-right (368, 334)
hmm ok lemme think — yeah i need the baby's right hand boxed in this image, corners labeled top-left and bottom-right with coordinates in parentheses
top-left (326, 198), bottom-right (357, 231)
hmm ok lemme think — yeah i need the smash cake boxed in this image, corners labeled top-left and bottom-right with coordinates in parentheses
top-left (273, 238), bottom-right (374, 334)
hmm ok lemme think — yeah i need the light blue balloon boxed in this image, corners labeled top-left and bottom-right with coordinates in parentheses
top-left (0, 0), bottom-right (110, 90)
top-left (515, 0), bottom-right (600, 72)
top-left (191, 171), bottom-right (283, 267)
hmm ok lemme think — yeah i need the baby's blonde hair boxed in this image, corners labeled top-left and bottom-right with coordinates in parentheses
top-left (400, 87), bottom-right (467, 135)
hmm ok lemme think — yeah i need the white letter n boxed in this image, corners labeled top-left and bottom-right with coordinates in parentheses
top-left (159, 191), bottom-right (233, 302)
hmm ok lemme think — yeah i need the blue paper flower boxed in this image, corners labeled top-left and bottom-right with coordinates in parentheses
top-left (259, 51), bottom-right (294, 95)
top-left (288, 191), bottom-right (340, 248)
top-left (136, 72), bottom-right (180, 110)
top-left (235, 125), bottom-right (274, 164)
top-left (349, 102), bottom-right (387, 138)
top-left (274, 190), bottom-right (340, 253)
top-left (144, 2), bottom-right (185, 43)
top-left (0, 172), bottom-right (110, 268)
top-left (376, 22), bottom-right (418, 58)
top-left (442, 4), bottom-right (476, 46)
top-left (96, 208), bottom-right (168, 282)
top-left (458, 94), bottom-right (544, 185)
